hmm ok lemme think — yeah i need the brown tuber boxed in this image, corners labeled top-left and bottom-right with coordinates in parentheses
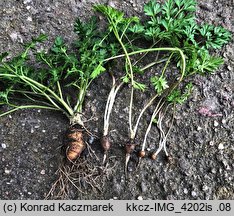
top-left (138, 150), bottom-right (146, 158)
top-left (66, 127), bottom-right (86, 161)
top-left (101, 135), bottom-right (111, 164)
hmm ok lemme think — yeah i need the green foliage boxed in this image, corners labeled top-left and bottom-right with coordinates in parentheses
top-left (0, 0), bottom-right (231, 118)
top-left (0, 17), bottom-right (112, 118)
top-left (167, 82), bottom-right (193, 104)
top-left (151, 76), bottom-right (169, 95)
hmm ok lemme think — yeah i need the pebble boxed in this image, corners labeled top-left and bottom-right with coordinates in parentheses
top-left (197, 126), bottom-right (203, 131)
top-left (5, 169), bottom-right (11, 174)
top-left (218, 143), bottom-right (224, 150)
top-left (42, 130), bottom-right (46, 133)
top-left (27, 16), bottom-right (32, 22)
top-left (214, 120), bottom-right (219, 127)
top-left (183, 188), bottom-right (188, 194)
top-left (137, 195), bottom-right (143, 200)
top-left (191, 191), bottom-right (197, 197)
top-left (202, 185), bottom-right (209, 192)
top-left (1, 143), bottom-right (7, 149)
top-left (209, 141), bottom-right (214, 146)
top-left (40, 169), bottom-right (46, 175)
top-left (221, 119), bottom-right (226, 124)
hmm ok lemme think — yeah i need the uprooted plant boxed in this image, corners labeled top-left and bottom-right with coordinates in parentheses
top-left (0, 17), bottom-right (117, 197)
top-left (95, 0), bottom-right (231, 172)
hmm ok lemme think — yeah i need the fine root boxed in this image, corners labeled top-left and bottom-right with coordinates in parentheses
top-left (46, 143), bottom-right (116, 199)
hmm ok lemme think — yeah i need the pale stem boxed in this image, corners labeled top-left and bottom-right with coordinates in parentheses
top-left (141, 99), bottom-right (165, 152)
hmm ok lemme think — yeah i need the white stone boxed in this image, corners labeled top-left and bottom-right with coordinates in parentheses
top-left (197, 126), bottom-right (203, 131)
top-left (27, 16), bottom-right (32, 22)
top-left (214, 120), bottom-right (219, 127)
top-left (137, 196), bottom-right (143, 200)
top-left (1, 143), bottom-right (7, 149)
top-left (191, 191), bottom-right (197, 197)
top-left (5, 169), bottom-right (11, 174)
top-left (183, 188), bottom-right (188, 194)
top-left (218, 143), bottom-right (224, 150)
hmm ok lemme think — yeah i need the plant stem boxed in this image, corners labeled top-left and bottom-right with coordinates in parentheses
top-left (141, 98), bottom-right (165, 152)
top-left (132, 94), bottom-right (159, 139)
top-left (0, 104), bottom-right (60, 117)
top-left (103, 73), bottom-right (123, 136)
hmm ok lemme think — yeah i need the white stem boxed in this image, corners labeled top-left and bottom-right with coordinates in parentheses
top-left (162, 105), bottom-right (175, 156)
top-left (141, 100), bottom-right (164, 151)
top-left (103, 74), bottom-right (116, 136)
top-left (105, 83), bottom-right (123, 134)
top-left (129, 87), bottom-right (134, 139)
top-left (103, 86), bottom-right (115, 136)
top-left (155, 112), bottom-right (166, 156)
top-left (133, 94), bottom-right (158, 138)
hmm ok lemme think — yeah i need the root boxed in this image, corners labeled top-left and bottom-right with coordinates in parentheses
top-left (66, 126), bottom-right (86, 161)
top-left (46, 145), bottom-right (116, 199)
top-left (152, 104), bottom-right (175, 159)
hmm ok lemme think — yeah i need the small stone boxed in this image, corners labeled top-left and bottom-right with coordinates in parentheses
top-left (5, 169), bottom-right (11, 174)
top-left (209, 141), bottom-right (214, 146)
top-left (113, 196), bottom-right (118, 200)
top-left (26, 5), bottom-right (31, 10)
top-left (221, 119), bottom-right (226, 124)
top-left (1, 143), bottom-right (7, 149)
top-left (27, 16), bottom-right (32, 22)
top-left (137, 196), bottom-right (143, 200)
top-left (28, 192), bottom-right (32, 195)
top-left (211, 168), bottom-right (216, 174)
top-left (202, 185), bottom-right (209, 191)
top-left (197, 126), bottom-right (203, 131)
top-left (30, 128), bottom-right (34, 133)
top-left (34, 125), bottom-right (40, 129)
top-left (218, 143), bottom-right (224, 150)
top-left (183, 188), bottom-right (188, 194)
top-left (214, 120), bottom-right (219, 127)
top-left (42, 130), bottom-right (46, 133)
top-left (40, 169), bottom-right (45, 175)
top-left (227, 65), bottom-right (232, 71)
top-left (191, 191), bottom-right (197, 197)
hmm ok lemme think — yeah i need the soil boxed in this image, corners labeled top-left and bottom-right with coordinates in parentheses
top-left (0, 0), bottom-right (233, 200)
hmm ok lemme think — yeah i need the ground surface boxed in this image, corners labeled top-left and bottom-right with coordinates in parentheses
top-left (0, 0), bottom-right (233, 200)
